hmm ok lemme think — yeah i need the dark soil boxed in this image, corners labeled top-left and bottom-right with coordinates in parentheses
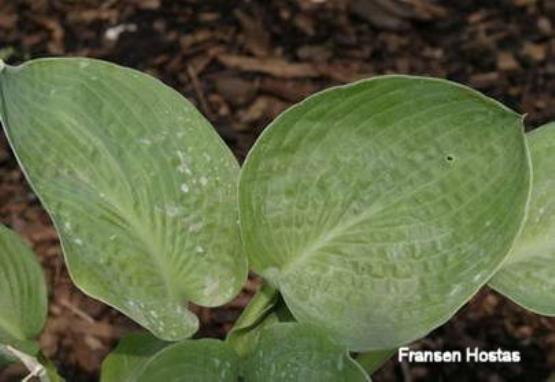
top-left (1, 0), bottom-right (554, 381)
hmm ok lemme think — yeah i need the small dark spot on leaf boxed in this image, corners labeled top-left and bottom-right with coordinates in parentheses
top-left (446, 155), bottom-right (455, 162)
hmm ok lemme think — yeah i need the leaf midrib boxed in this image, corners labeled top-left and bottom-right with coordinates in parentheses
top-left (1, 69), bottom-right (179, 305)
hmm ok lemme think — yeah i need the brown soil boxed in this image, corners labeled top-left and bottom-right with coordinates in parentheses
top-left (1, 0), bottom-right (554, 381)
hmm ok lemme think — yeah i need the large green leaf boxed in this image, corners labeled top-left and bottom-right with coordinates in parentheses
top-left (136, 339), bottom-right (239, 382)
top-left (0, 225), bottom-right (47, 350)
top-left (490, 122), bottom-right (555, 314)
top-left (0, 58), bottom-right (247, 340)
top-left (100, 332), bottom-right (169, 382)
top-left (239, 76), bottom-right (530, 350)
top-left (243, 322), bottom-right (370, 381)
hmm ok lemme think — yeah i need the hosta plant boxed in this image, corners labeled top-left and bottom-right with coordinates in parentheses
top-left (0, 57), bottom-right (553, 381)
top-left (0, 226), bottom-right (61, 382)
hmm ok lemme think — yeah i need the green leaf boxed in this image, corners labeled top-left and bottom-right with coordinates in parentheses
top-left (227, 283), bottom-right (297, 361)
top-left (226, 284), bottom-right (279, 358)
top-left (37, 353), bottom-right (65, 382)
top-left (102, 324), bottom-right (369, 382)
top-left (490, 122), bottom-right (555, 314)
top-left (136, 339), bottom-right (239, 382)
top-left (239, 76), bottom-right (530, 350)
top-left (229, 284), bottom-right (279, 335)
top-left (0, 228), bottom-right (53, 382)
top-left (0, 58), bottom-right (247, 341)
top-left (355, 349), bottom-right (396, 375)
top-left (243, 322), bottom-right (370, 381)
top-left (0, 225), bottom-right (47, 349)
top-left (100, 332), bottom-right (169, 382)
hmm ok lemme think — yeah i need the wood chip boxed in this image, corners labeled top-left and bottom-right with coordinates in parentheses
top-left (297, 45), bottom-right (333, 62)
top-left (238, 96), bottom-right (290, 124)
top-left (214, 76), bottom-right (258, 106)
top-left (350, 0), bottom-right (446, 31)
top-left (187, 65), bottom-right (213, 118)
top-left (293, 13), bottom-right (316, 35)
top-left (513, 0), bottom-right (536, 6)
top-left (537, 16), bottom-right (553, 36)
top-left (217, 54), bottom-right (318, 78)
top-left (234, 9), bottom-right (272, 57)
top-left (59, 298), bottom-right (96, 324)
top-left (137, 0), bottom-right (160, 10)
top-left (497, 51), bottom-right (520, 71)
top-left (404, 0), bottom-right (448, 19)
top-left (0, 14), bottom-right (18, 29)
top-left (179, 29), bottom-right (216, 51)
top-left (522, 42), bottom-right (546, 62)
top-left (350, 0), bottom-right (410, 31)
top-left (31, 15), bottom-right (65, 54)
top-left (27, 226), bottom-right (58, 243)
top-left (469, 72), bottom-right (499, 88)
top-left (259, 77), bottom-right (320, 102)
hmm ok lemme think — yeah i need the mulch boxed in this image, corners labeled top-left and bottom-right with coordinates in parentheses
top-left (0, 0), bottom-right (554, 381)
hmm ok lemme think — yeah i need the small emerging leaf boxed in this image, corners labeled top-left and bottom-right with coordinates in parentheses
top-left (490, 122), bottom-right (555, 314)
top-left (227, 284), bottom-right (297, 360)
top-left (0, 58), bottom-right (247, 341)
top-left (226, 284), bottom-right (279, 358)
